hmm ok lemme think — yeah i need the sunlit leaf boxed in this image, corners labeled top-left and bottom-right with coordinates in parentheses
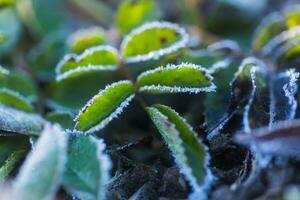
top-left (0, 88), bottom-right (34, 112)
top-left (252, 12), bottom-right (285, 51)
top-left (0, 0), bottom-right (16, 7)
top-left (63, 133), bottom-right (111, 200)
top-left (284, 5), bottom-right (300, 28)
top-left (0, 104), bottom-right (44, 136)
top-left (147, 104), bottom-right (213, 193)
top-left (117, 0), bottom-right (159, 35)
top-left (55, 45), bottom-right (118, 81)
top-left (121, 21), bottom-right (189, 64)
top-left (13, 124), bottom-right (67, 200)
top-left (0, 7), bottom-right (21, 56)
top-left (67, 26), bottom-right (107, 54)
top-left (74, 80), bottom-right (135, 133)
top-left (136, 63), bottom-right (216, 93)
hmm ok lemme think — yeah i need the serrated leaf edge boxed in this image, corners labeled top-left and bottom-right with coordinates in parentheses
top-left (148, 106), bottom-right (214, 192)
top-left (137, 63), bottom-right (216, 93)
top-left (121, 21), bottom-right (189, 63)
top-left (74, 80), bottom-right (135, 133)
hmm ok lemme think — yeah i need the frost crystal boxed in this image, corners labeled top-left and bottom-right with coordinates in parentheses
top-left (55, 45), bottom-right (118, 74)
top-left (74, 80), bottom-right (134, 133)
top-left (137, 63), bottom-right (216, 93)
top-left (56, 65), bottom-right (117, 82)
top-left (121, 21), bottom-right (189, 63)
top-left (90, 137), bottom-right (111, 200)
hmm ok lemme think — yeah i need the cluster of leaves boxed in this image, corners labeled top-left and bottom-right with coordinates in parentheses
top-left (1, 0), bottom-right (300, 200)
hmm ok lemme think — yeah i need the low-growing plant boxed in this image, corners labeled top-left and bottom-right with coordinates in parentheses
top-left (1, 0), bottom-right (300, 200)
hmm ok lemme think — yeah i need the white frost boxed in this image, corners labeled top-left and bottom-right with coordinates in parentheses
top-left (55, 45), bottom-right (118, 74)
top-left (121, 21), bottom-right (189, 63)
top-left (56, 65), bottom-right (117, 82)
top-left (137, 63), bottom-right (216, 94)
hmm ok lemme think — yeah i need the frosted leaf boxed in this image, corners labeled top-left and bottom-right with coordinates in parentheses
top-left (136, 63), bottom-right (216, 94)
top-left (206, 58), bottom-right (232, 74)
top-left (269, 69), bottom-right (299, 125)
top-left (252, 12), bottom-right (285, 50)
top-left (208, 39), bottom-right (241, 55)
top-left (63, 133), bottom-right (111, 200)
top-left (67, 26), bottom-right (107, 53)
top-left (273, 37), bottom-right (300, 61)
top-left (262, 26), bottom-right (300, 56)
top-left (55, 45), bottom-right (118, 75)
top-left (13, 124), bottom-right (67, 200)
top-left (0, 88), bottom-right (34, 112)
top-left (207, 57), bottom-right (268, 140)
top-left (236, 119), bottom-right (300, 161)
top-left (56, 65), bottom-right (116, 82)
top-left (147, 104), bottom-right (214, 192)
top-left (0, 104), bottom-right (44, 136)
top-left (121, 21), bottom-right (189, 63)
top-left (74, 80), bottom-right (135, 133)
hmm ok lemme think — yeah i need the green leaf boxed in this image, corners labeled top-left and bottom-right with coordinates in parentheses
top-left (67, 26), bottom-right (107, 54)
top-left (74, 80), bottom-right (135, 133)
top-left (204, 59), bottom-right (239, 131)
top-left (48, 69), bottom-right (117, 111)
top-left (0, 136), bottom-right (29, 181)
top-left (16, 0), bottom-right (65, 37)
top-left (63, 133), bottom-right (111, 200)
top-left (0, 7), bottom-right (22, 57)
top-left (0, 0), bottom-right (16, 7)
top-left (252, 12), bottom-right (286, 51)
top-left (147, 104), bottom-right (213, 191)
top-left (28, 31), bottom-right (66, 81)
top-left (0, 104), bottom-right (44, 135)
top-left (13, 124), bottom-right (67, 200)
top-left (284, 6), bottom-right (300, 28)
top-left (55, 45), bottom-right (118, 81)
top-left (117, 0), bottom-right (159, 35)
top-left (121, 21), bottom-right (188, 64)
top-left (136, 63), bottom-right (216, 93)
top-left (0, 69), bottom-right (38, 101)
top-left (179, 49), bottom-right (227, 70)
top-left (0, 88), bottom-right (34, 112)
top-left (45, 111), bottom-right (75, 129)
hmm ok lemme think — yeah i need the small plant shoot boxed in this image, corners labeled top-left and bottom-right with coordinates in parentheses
top-left (1, 1), bottom-right (300, 199)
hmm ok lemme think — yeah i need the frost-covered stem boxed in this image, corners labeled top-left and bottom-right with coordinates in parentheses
top-left (118, 59), bottom-right (148, 109)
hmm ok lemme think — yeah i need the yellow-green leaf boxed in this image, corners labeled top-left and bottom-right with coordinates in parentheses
top-left (0, 88), bottom-right (34, 112)
top-left (121, 21), bottom-right (188, 63)
top-left (74, 80), bottom-right (135, 133)
top-left (136, 63), bottom-right (215, 93)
